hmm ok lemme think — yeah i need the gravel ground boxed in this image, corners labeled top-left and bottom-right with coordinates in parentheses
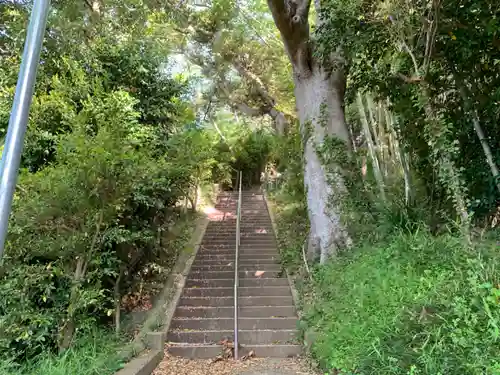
top-left (153, 351), bottom-right (317, 375)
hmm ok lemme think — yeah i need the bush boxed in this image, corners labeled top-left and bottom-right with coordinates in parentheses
top-left (303, 231), bottom-right (500, 375)
top-left (0, 90), bottom-right (189, 361)
top-left (0, 329), bottom-right (126, 375)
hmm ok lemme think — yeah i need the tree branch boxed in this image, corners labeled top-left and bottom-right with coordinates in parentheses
top-left (422, 0), bottom-right (440, 77)
top-left (267, 0), bottom-right (312, 72)
top-left (217, 71), bottom-right (288, 133)
top-left (83, 0), bottom-right (93, 10)
top-left (234, 103), bottom-right (264, 116)
top-left (396, 73), bottom-right (424, 84)
top-left (232, 60), bottom-right (276, 107)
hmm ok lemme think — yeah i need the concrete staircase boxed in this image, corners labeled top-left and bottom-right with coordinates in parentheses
top-left (167, 190), bottom-right (301, 359)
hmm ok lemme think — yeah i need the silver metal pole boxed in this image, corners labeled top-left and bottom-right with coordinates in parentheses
top-left (0, 0), bottom-right (51, 260)
top-left (233, 171), bottom-right (242, 359)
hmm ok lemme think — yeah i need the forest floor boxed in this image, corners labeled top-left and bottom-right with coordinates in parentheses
top-left (153, 351), bottom-right (316, 375)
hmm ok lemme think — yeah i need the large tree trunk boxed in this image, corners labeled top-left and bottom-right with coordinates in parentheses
top-left (267, 0), bottom-right (352, 262)
top-left (294, 67), bottom-right (352, 262)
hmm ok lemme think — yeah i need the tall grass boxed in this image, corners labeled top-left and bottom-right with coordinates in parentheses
top-left (303, 232), bottom-right (500, 375)
top-left (270, 185), bottom-right (500, 375)
top-left (0, 330), bottom-right (127, 375)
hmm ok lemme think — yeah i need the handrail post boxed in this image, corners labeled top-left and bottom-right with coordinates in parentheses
top-left (234, 170), bottom-right (242, 359)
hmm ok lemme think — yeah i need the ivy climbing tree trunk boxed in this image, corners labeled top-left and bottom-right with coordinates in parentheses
top-left (267, 0), bottom-right (352, 262)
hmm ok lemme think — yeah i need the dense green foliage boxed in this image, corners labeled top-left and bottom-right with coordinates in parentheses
top-left (1, 0), bottom-right (499, 373)
top-left (305, 233), bottom-right (500, 375)
top-left (271, 160), bottom-right (500, 374)
top-left (0, 0), bottom-right (269, 365)
top-left (317, 0), bottom-right (500, 222)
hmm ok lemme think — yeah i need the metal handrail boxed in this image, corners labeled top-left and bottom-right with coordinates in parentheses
top-left (234, 170), bottom-right (242, 359)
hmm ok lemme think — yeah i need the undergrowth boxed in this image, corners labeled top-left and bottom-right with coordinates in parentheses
top-left (305, 232), bottom-right (500, 375)
top-left (269, 188), bottom-right (308, 273)
top-left (270, 188), bottom-right (500, 375)
top-left (0, 329), bottom-right (126, 375)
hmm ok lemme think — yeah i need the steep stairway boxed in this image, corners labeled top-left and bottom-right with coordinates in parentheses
top-left (167, 190), bottom-right (301, 359)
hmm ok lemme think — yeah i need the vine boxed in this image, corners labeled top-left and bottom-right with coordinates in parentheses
top-left (315, 134), bottom-right (377, 240)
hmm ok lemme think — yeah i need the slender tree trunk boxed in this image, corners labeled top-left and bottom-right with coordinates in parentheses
top-left (193, 180), bottom-right (199, 212)
top-left (469, 111), bottom-right (500, 193)
top-left (453, 75), bottom-right (500, 193)
top-left (59, 214), bottom-right (103, 352)
top-left (421, 91), bottom-right (470, 228)
top-left (357, 93), bottom-right (386, 201)
top-left (384, 106), bottom-right (413, 204)
top-left (59, 257), bottom-right (85, 352)
top-left (364, 95), bottom-right (381, 166)
top-left (114, 270), bottom-right (124, 334)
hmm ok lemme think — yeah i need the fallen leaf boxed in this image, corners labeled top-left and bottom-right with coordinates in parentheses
top-left (241, 350), bottom-right (256, 361)
top-left (210, 355), bottom-right (224, 364)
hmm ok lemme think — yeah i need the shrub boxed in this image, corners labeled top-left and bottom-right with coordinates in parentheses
top-left (0, 90), bottom-right (188, 361)
top-left (303, 232), bottom-right (500, 375)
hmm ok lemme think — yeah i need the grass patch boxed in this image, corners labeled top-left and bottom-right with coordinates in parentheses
top-left (269, 179), bottom-right (500, 375)
top-left (303, 231), bottom-right (500, 375)
top-left (0, 329), bottom-right (127, 375)
top-left (269, 189), bottom-right (309, 272)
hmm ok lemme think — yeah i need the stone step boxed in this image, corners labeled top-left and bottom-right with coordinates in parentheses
top-left (188, 270), bottom-right (282, 279)
top-left (214, 218), bottom-right (270, 221)
top-left (182, 286), bottom-right (291, 297)
top-left (191, 260), bottom-right (282, 272)
top-left (202, 233), bottom-right (274, 237)
top-left (212, 205), bottom-right (272, 208)
top-left (239, 248), bottom-right (280, 252)
top-left (202, 234), bottom-right (273, 238)
top-left (195, 256), bottom-right (279, 262)
top-left (192, 259), bottom-right (279, 265)
top-left (194, 256), bottom-right (280, 262)
top-left (167, 329), bottom-right (298, 345)
top-left (202, 234), bottom-right (275, 240)
top-left (200, 243), bottom-right (277, 248)
top-left (205, 227), bottom-right (274, 231)
top-left (170, 317), bottom-right (297, 331)
top-left (204, 227), bottom-right (272, 231)
top-left (239, 223), bottom-right (274, 227)
top-left (190, 265), bottom-right (281, 272)
top-left (195, 254), bottom-right (280, 260)
top-left (174, 305), bottom-right (297, 319)
top-left (212, 206), bottom-right (252, 208)
top-left (178, 295), bottom-right (293, 307)
top-left (192, 259), bottom-right (279, 267)
top-left (168, 344), bottom-right (301, 359)
top-left (203, 239), bottom-right (276, 243)
top-left (198, 248), bottom-right (279, 254)
top-left (240, 242), bottom-right (277, 246)
top-left (239, 220), bottom-right (272, 222)
top-left (194, 254), bottom-right (280, 261)
top-left (185, 278), bottom-right (289, 288)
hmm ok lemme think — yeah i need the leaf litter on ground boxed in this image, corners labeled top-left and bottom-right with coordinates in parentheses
top-left (154, 342), bottom-right (316, 375)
